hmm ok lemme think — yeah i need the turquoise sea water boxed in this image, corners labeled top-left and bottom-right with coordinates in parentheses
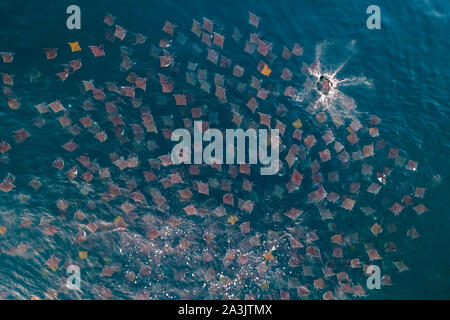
top-left (0, 0), bottom-right (448, 299)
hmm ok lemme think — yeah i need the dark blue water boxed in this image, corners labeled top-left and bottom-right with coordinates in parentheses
top-left (0, 0), bottom-right (448, 299)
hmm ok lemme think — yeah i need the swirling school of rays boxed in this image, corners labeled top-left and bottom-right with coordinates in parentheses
top-left (0, 11), bottom-right (436, 300)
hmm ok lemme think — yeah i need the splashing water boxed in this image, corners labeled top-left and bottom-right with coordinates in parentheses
top-left (294, 41), bottom-right (373, 127)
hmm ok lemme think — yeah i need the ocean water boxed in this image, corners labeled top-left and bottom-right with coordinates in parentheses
top-left (0, 0), bottom-right (448, 299)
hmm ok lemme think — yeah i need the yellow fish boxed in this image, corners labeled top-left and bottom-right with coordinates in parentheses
top-left (68, 41), bottom-right (82, 52)
top-left (227, 215), bottom-right (239, 225)
top-left (114, 216), bottom-right (125, 226)
top-left (264, 250), bottom-right (274, 261)
top-left (79, 251), bottom-right (88, 259)
top-left (260, 63), bottom-right (271, 76)
top-left (292, 118), bottom-right (302, 129)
